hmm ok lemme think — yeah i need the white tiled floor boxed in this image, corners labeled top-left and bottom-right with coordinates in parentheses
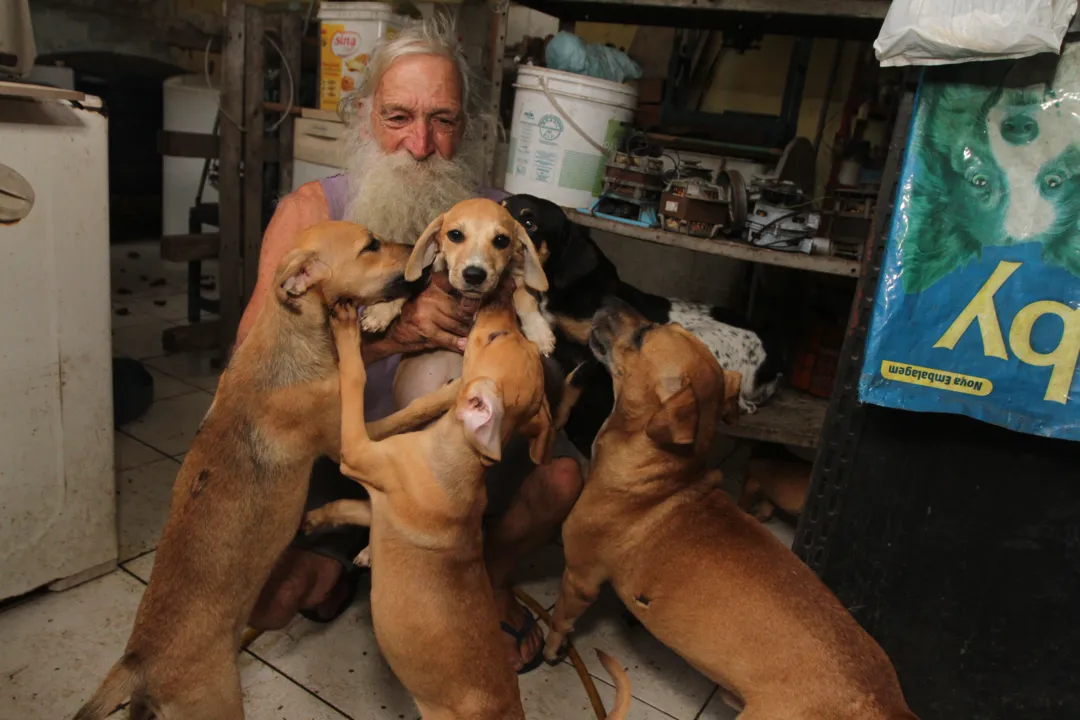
top-left (0, 241), bottom-right (805, 720)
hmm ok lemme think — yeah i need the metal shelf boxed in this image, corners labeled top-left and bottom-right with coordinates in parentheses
top-left (513, 0), bottom-right (890, 37)
top-left (725, 387), bottom-right (827, 448)
top-left (568, 209), bottom-right (861, 277)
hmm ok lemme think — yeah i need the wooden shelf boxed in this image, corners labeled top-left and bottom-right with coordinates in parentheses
top-left (514, 0), bottom-right (889, 37)
top-left (568, 209), bottom-right (861, 277)
top-left (723, 387), bottom-right (827, 448)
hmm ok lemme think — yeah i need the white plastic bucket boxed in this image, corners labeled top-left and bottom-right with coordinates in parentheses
top-left (504, 66), bottom-right (638, 209)
top-left (318, 2), bottom-right (406, 111)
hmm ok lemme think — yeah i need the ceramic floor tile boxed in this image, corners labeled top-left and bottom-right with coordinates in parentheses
top-left (248, 578), bottom-right (420, 719)
top-left (121, 391), bottom-right (213, 456)
top-left (122, 550), bottom-right (156, 583)
top-left (111, 302), bottom-right (161, 329)
top-left (697, 688), bottom-right (740, 719)
top-left (0, 570), bottom-right (145, 719)
top-left (519, 657), bottom-right (679, 719)
top-left (148, 366), bottom-right (203, 400)
top-left (555, 587), bottom-right (716, 720)
top-left (133, 292), bottom-right (217, 324)
top-left (111, 318), bottom-right (175, 360)
top-left (117, 457), bottom-right (182, 561)
top-left (115, 431), bottom-right (172, 472)
top-left (236, 652), bottom-right (351, 720)
top-left (514, 542), bottom-right (566, 611)
top-left (146, 350), bottom-right (223, 393)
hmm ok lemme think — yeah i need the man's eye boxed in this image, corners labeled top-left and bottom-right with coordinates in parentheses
top-left (436, 117), bottom-right (458, 129)
top-left (385, 115), bottom-right (409, 127)
top-left (447, 229), bottom-right (465, 243)
top-left (493, 234), bottom-right (511, 249)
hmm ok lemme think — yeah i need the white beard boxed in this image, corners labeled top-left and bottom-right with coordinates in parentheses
top-left (344, 130), bottom-right (482, 244)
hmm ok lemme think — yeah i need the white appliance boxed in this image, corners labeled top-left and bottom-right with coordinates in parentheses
top-left (163, 74), bottom-right (221, 235)
top-left (0, 0), bottom-right (35, 77)
top-left (0, 88), bottom-right (117, 601)
top-left (292, 111), bottom-right (347, 191)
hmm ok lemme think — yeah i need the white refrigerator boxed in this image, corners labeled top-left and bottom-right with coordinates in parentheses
top-left (0, 87), bottom-right (117, 601)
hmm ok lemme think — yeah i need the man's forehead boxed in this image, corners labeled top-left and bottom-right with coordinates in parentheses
top-left (374, 54), bottom-right (462, 109)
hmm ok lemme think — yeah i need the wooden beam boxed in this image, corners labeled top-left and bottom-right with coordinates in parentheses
top-left (218, 0), bottom-right (246, 359)
top-left (242, 5), bottom-right (266, 307)
top-left (158, 130), bottom-right (280, 161)
top-left (160, 234), bottom-right (221, 262)
top-left (277, 11), bottom-right (304, 196)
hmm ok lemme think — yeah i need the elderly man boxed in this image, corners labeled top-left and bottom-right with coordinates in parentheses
top-left (235, 18), bottom-right (583, 673)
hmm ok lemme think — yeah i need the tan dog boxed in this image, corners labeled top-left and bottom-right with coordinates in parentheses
top-left (360, 198), bottom-right (555, 411)
top-left (76, 223), bottom-right (459, 720)
top-left (302, 297), bottom-right (631, 720)
top-left (738, 456), bottom-right (812, 522)
top-left (545, 298), bottom-right (919, 720)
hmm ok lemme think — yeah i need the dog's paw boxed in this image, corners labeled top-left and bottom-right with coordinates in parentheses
top-left (331, 299), bottom-right (360, 332)
top-left (353, 545), bottom-right (372, 568)
top-left (361, 299), bottom-right (404, 333)
top-left (522, 314), bottom-right (556, 356)
top-left (543, 631), bottom-right (569, 663)
top-left (300, 510), bottom-right (327, 536)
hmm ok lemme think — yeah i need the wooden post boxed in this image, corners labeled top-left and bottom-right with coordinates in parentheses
top-left (218, 0), bottom-right (246, 359)
top-left (242, 5), bottom-right (266, 307)
top-left (277, 11), bottom-right (303, 196)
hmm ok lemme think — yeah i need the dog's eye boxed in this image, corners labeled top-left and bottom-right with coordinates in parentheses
top-left (361, 237), bottom-right (381, 254)
top-left (447, 229), bottom-right (465, 243)
top-left (969, 173), bottom-right (988, 188)
top-left (493, 234), bottom-right (511, 249)
top-left (522, 219), bottom-right (536, 231)
top-left (1044, 173), bottom-right (1063, 189)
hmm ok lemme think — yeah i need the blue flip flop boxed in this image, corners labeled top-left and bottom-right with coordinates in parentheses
top-left (500, 607), bottom-right (545, 675)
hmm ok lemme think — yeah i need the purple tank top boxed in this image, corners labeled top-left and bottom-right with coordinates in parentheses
top-left (316, 173), bottom-right (508, 422)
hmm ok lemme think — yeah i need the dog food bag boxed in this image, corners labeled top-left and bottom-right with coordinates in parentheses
top-left (319, 2), bottom-right (406, 111)
top-left (860, 43), bottom-right (1080, 441)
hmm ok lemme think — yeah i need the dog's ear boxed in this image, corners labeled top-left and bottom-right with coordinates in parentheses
top-left (720, 370), bottom-right (742, 426)
top-left (513, 219), bottom-right (549, 292)
top-left (275, 249), bottom-right (331, 304)
top-left (551, 226), bottom-right (601, 291)
top-left (405, 214), bottom-right (444, 282)
top-left (457, 377), bottom-right (505, 464)
top-left (524, 394), bottom-right (556, 465)
top-left (646, 376), bottom-right (698, 447)
top-left (554, 361), bottom-right (589, 430)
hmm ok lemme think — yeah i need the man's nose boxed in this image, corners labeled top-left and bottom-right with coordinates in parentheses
top-left (404, 122), bottom-right (434, 160)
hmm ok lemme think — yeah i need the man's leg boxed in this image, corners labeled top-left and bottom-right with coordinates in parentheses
top-left (483, 438), bottom-right (584, 670)
top-left (249, 457), bottom-right (369, 630)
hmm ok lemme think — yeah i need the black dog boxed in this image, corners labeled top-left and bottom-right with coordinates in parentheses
top-left (502, 193), bottom-right (783, 457)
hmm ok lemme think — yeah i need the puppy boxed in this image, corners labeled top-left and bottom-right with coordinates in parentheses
top-left (361, 198), bottom-right (555, 411)
top-left (738, 455), bottom-right (813, 523)
top-left (76, 223), bottom-right (457, 720)
top-left (501, 194), bottom-right (782, 457)
top-left (303, 297), bottom-right (632, 719)
top-left (546, 298), bottom-right (919, 720)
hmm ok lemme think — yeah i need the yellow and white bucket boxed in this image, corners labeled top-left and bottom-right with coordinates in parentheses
top-left (318, 2), bottom-right (407, 111)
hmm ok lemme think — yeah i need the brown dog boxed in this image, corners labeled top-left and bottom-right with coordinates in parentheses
top-left (545, 298), bottom-right (918, 720)
top-left (738, 456), bottom-right (812, 522)
top-left (76, 223), bottom-right (459, 720)
top-left (361, 198), bottom-right (555, 412)
top-left (302, 296), bottom-right (631, 719)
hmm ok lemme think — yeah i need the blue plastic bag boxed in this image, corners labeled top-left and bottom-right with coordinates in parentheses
top-left (544, 31), bottom-right (642, 84)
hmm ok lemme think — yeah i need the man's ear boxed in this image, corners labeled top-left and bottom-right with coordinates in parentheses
top-left (720, 370), bottom-right (742, 426)
top-left (646, 377), bottom-right (699, 447)
top-left (405, 213), bottom-right (443, 281)
top-left (457, 377), bottom-right (505, 464)
top-left (524, 395), bottom-right (556, 465)
top-left (513, 220), bottom-right (549, 292)
top-left (275, 249), bottom-right (331, 304)
top-left (551, 226), bottom-right (601, 291)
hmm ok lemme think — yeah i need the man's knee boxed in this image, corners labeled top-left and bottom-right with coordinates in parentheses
top-left (541, 457), bottom-right (583, 519)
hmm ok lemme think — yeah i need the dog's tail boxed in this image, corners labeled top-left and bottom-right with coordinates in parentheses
top-left (74, 654), bottom-right (141, 720)
top-left (596, 649), bottom-right (633, 720)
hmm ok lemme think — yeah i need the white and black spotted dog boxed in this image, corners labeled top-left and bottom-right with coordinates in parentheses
top-left (501, 194), bottom-right (783, 458)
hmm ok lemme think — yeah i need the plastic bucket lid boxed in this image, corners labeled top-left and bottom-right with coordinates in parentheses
top-left (318, 2), bottom-right (402, 20)
top-left (514, 65), bottom-right (638, 110)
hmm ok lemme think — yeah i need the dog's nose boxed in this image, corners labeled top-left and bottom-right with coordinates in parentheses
top-left (462, 266), bottom-right (488, 286)
top-left (1001, 112), bottom-right (1039, 146)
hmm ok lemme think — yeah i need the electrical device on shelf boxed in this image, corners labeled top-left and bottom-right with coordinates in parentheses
top-left (589, 151), bottom-right (664, 227)
top-left (745, 180), bottom-right (827, 255)
top-left (659, 163), bottom-right (747, 238)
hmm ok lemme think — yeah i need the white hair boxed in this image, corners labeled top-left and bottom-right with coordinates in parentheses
top-left (338, 13), bottom-right (497, 242)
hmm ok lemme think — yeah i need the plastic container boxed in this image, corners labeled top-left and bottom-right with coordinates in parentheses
top-left (318, 2), bottom-right (406, 111)
top-left (504, 66), bottom-right (637, 209)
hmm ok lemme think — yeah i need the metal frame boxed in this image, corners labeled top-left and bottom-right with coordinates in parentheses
top-left (794, 90), bottom-right (916, 574)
